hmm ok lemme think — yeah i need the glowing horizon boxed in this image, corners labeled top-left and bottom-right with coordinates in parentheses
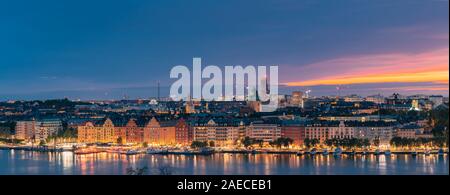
top-left (284, 48), bottom-right (449, 89)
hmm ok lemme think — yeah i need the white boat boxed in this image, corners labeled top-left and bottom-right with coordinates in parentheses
top-left (362, 150), bottom-right (369, 155)
top-left (126, 150), bottom-right (139, 155)
top-left (424, 150), bottom-right (431, 156)
top-left (146, 148), bottom-right (162, 154)
top-left (171, 148), bottom-right (196, 155)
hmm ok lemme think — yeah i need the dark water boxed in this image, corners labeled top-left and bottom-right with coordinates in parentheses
top-left (0, 150), bottom-right (448, 175)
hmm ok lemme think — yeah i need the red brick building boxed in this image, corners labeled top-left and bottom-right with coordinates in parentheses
top-left (281, 125), bottom-right (305, 146)
top-left (124, 119), bottom-right (144, 144)
top-left (175, 118), bottom-right (192, 146)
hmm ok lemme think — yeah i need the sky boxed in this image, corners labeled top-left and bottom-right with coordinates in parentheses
top-left (0, 0), bottom-right (448, 100)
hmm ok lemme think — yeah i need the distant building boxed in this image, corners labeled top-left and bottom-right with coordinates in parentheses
top-left (365, 95), bottom-right (385, 104)
top-left (318, 115), bottom-right (396, 122)
top-left (290, 91), bottom-right (304, 108)
top-left (429, 95), bottom-right (444, 108)
top-left (344, 95), bottom-right (364, 102)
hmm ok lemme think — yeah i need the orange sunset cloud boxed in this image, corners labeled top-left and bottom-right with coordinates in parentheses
top-left (284, 48), bottom-right (449, 87)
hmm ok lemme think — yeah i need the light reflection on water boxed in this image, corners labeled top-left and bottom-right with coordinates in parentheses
top-left (0, 150), bottom-right (448, 175)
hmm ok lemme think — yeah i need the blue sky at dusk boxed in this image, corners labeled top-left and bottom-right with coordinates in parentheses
top-left (0, 0), bottom-right (448, 100)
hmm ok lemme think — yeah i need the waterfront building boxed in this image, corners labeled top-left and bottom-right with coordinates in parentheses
top-left (175, 118), bottom-right (192, 145)
top-left (304, 121), bottom-right (355, 143)
top-left (394, 124), bottom-right (426, 139)
top-left (123, 119), bottom-right (144, 144)
top-left (280, 125), bottom-right (305, 146)
top-left (305, 124), bottom-right (329, 143)
top-left (143, 117), bottom-right (176, 146)
top-left (328, 121), bottom-right (355, 139)
top-left (246, 122), bottom-right (281, 143)
top-left (77, 118), bottom-right (116, 143)
top-left (35, 119), bottom-right (63, 141)
top-left (352, 122), bottom-right (395, 146)
top-left (15, 120), bottom-right (36, 141)
top-left (191, 119), bottom-right (242, 147)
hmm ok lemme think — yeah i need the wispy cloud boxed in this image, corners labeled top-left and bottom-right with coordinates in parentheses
top-left (283, 48), bottom-right (449, 87)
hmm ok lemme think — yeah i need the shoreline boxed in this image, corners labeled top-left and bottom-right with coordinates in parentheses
top-left (1, 145), bottom-right (448, 155)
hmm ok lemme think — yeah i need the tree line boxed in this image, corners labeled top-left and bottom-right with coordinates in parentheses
top-left (390, 137), bottom-right (446, 148)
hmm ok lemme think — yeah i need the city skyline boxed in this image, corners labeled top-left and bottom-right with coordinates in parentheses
top-left (1, 0), bottom-right (448, 100)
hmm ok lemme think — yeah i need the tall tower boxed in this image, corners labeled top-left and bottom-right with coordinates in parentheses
top-left (157, 81), bottom-right (160, 101)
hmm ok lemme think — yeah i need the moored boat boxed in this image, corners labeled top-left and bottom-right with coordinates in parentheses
top-left (147, 148), bottom-right (163, 154)
top-left (438, 148), bottom-right (444, 156)
top-left (125, 149), bottom-right (139, 155)
top-left (309, 148), bottom-right (317, 155)
top-left (322, 149), bottom-right (329, 155)
top-left (424, 149), bottom-right (431, 156)
top-left (384, 150), bottom-right (391, 156)
top-left (74, 148), bottom-right (101, 155)
top-left (334, 147), bottom-right (342, 156)
top-left (348, 150), bottom-right (356, 156)
top-left (362, 149), bottom-right (369, 155)
top-left (199, 147), bottom-right (215, 155)
top-left (374, 149), bottom-right (381, 155)
top-left (411, 150), bottom-right (418, 156)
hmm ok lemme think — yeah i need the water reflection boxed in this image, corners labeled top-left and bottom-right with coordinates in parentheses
top-left (0, 150), bottom-right (448, 175)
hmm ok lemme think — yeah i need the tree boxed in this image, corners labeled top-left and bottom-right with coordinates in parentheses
top-left (142, 142), bottom-right (148, 148)
top-left (304, 138), bottom-right (311, 148)
top-left (325, 139), bottom-right (333, 147)
top-left (362, 139), bottom-right (370, 148)
top-left (255, 139), bottom-right (264, 148)
top-left (304, 138), bottom-right (319, 148)
top-left (242, 137), bottom-right (253, 148)
top-left (373, 137), bottom-right (380, 147)
top-left (39, 140), bottom-right (46, 146)
top-left (282, 137), bottom-right (294, 148)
